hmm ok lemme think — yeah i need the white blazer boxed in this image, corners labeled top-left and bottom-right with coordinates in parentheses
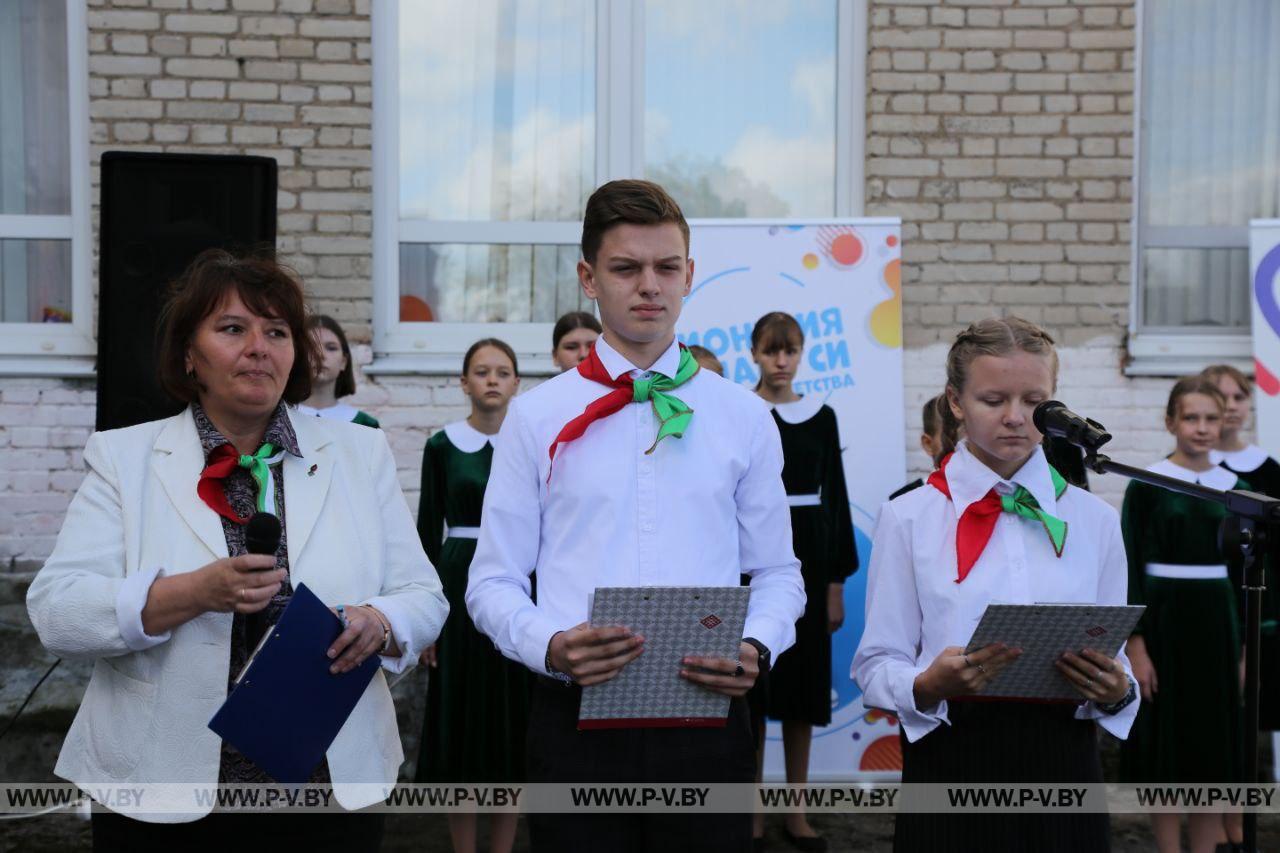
top-left (26, 407), bottom-right (448, 821)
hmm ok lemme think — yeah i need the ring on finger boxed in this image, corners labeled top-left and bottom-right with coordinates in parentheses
top-left (976, 663), bottom-right (987, 674)
top-left (963, 654), bottom-right (972, 668)
top-left (734, 663), bottom-right (746, 678)
top-left (1085, 678), bottom-right (1094, 688)
top-left (238, 587), bottom-right (245, 601)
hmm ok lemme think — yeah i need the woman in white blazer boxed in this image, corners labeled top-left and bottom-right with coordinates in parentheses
top-left (26, 250), bottom-right (448, 847)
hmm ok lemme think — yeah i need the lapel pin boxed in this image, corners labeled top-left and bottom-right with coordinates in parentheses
top-left (307, 464), bottom-right (318, 477)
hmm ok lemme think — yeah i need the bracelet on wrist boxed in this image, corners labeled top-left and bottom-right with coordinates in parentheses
top-left (362, 605), bottom-right (392, 654)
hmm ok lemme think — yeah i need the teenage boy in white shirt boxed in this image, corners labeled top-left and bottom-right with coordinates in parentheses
top-left (466, 179), bottom-right (805, 852)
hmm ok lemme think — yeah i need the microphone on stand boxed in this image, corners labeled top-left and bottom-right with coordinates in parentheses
top-left (1033, 400), bottom-right (1112, 452)
top-left (245, 511), bottom-right (282, 647)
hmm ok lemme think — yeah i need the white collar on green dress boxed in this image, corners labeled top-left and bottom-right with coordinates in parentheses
top-left (1148, 458), bottom-right (1238, 491)
top-left (1209, 444), bottom-right (1269, 473)
top-left (770, 394), bottom-right (825, 425)
top-left (296, 402), bottom-right (359, 422)
top-left (444, 419), bottom-right (499, 453)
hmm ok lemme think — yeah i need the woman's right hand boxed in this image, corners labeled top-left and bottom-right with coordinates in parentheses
top-left (912, 643), bottom-right (1022, 709)
top-left (419, 644), bottom-right (438, 668)
top-left (141, 555), bottom-right (285, 636)
top-left (196, 555), bottom-right (285, 614)
top-left (1127, 635), bottom-right (1157, 701)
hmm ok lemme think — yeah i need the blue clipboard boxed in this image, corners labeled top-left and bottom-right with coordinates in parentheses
top-left (208, 582), bottom-right (379, 783)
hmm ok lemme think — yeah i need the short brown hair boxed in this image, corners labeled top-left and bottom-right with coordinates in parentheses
top-left (309, 314), bottom-right (357, 398)
top-left (751, 311), bottom-right (805, 354)
top-left (157, 248), bottom-right (318, 405)
top-left (686, 344), bottom-right (724, 376)
top-left (1202, 363), bottom-right (1252, 398)
top-left (552, 311), bottom-right (602, 349)
top-left (463, 337), bottom-right (519, 377)
top-left (1166, 375), bottom-right (1226, 420)
top-left (580, 179), bottom-right (690, 264)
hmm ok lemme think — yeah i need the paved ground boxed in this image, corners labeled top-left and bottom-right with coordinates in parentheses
top-left (6, 811), bottom-right (1280, 852)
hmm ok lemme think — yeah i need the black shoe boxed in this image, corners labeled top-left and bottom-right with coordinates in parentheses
top-left (782, 828), bottom-right (827, 853)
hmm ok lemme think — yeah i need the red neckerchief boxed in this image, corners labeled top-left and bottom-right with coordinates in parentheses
top-left (546, 343), bottom-right (697, 481)
top-left (197, 443), bottom-right (250, 524)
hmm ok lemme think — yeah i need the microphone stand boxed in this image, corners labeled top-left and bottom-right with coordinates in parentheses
top-left (1081, 448), bottom-right (1279, 853)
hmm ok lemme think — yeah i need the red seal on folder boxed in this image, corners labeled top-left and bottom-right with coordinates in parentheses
top-left (700, 615), bottom-right (722, 630)
top-left (1085, 625), bottom-right (1107, 638)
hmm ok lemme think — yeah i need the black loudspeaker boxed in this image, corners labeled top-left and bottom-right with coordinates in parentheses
top-left (97, 152), bottom-right (277, 432)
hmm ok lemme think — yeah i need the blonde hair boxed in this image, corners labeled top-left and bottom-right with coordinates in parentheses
top-left (939, 316), bottom-right (1059, 453)
top-left (1201, 363), bottom-right (1252, 398)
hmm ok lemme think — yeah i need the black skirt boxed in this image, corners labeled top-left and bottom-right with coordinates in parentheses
top-left (895, 701), bottom-right (1110, 853)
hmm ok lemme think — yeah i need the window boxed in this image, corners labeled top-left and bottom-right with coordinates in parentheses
top-left (0, 0), bottom-right (92, 374)
top-left (1129, 0), bottom-right (1280, 374)
top-left (372, 0), bottom-right (865, 373)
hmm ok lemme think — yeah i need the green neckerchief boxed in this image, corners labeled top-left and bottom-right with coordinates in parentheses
top-left (631, 347), bottom-right (700, 455)
top-left (1000, 465), bottom-right (1069, 556)
top-left (239, 442), bottom-right (284, 515)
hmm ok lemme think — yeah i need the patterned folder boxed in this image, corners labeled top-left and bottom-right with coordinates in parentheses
top-left (578, 586), bottom-right (750, 730)
top-left (962, 603), bottom-right (1145, 701)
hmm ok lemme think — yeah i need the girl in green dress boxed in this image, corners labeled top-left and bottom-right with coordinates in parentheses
top-left (298, 314), bottom-right (380, 427)
top-left (416, 338), bottom-right (527, 853)
top-left (1122, 376), bottom-right (1243, 853)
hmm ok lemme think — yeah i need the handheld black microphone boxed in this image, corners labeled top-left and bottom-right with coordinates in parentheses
top-left (244, 511), bottom-right (282, 647)
top-left (245, 511), bottom-right (281, 560)
top-left (1033, 400), bottom-right (1112, 451)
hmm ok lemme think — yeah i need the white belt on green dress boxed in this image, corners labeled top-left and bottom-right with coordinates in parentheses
top-left (447, 526), bottom-right (481, 539)
top-left (1145, 562), bottom-right (1228, 580)
top-left (787, 493), bottom-right (821, 507)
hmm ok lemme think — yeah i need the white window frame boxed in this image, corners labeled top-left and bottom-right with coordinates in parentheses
top-left (1126, 0), bottom-right (1253, 376)
top-left (0, 0), bottom-right (94, 377)
top-left (370, 0), bottom-right (866, 375)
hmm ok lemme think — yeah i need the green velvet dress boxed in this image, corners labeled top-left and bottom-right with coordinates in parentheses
top-left (1119, 459), bottom-right (1242, 783)
top-left (414, 423), bottom-right (531, 782)
top-left (295, 402), bottom-right (380, 428)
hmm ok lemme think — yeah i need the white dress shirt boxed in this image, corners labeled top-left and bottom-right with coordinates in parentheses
top-left (466, 335), bottom-right (806, 674)
top-left (852, 440), bottom-right (1138, 742)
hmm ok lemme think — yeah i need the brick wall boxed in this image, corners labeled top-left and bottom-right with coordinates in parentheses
top-left (87, 0), bottom-right (375, 332)
top-left (867, 0), bottom-right (1136, 348)
top-left (863, 0), bottom-right (1178, 509)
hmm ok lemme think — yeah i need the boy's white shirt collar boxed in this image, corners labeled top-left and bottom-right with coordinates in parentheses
top-left (1210, 444), bottom-right (1269, 472)
top-left (444, 419), bottom-right (498, 453)
top-left (945, 439), bottom-right (1058, 518)
top-left (593, 334), bottom-right (682, 381)
top-left (1149, 457), bottom-right (1238, 491)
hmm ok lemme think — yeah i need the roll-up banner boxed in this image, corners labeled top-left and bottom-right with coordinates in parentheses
top-left (680, 219), bottom-right (906, 780)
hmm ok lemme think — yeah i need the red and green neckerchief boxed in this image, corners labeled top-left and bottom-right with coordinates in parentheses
top-left (547, 343), bottom-right (700, 480)
top-left (197, 441), bottom-right (284, 523)
top-left (928, 452), bottom-right (1068, 583)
